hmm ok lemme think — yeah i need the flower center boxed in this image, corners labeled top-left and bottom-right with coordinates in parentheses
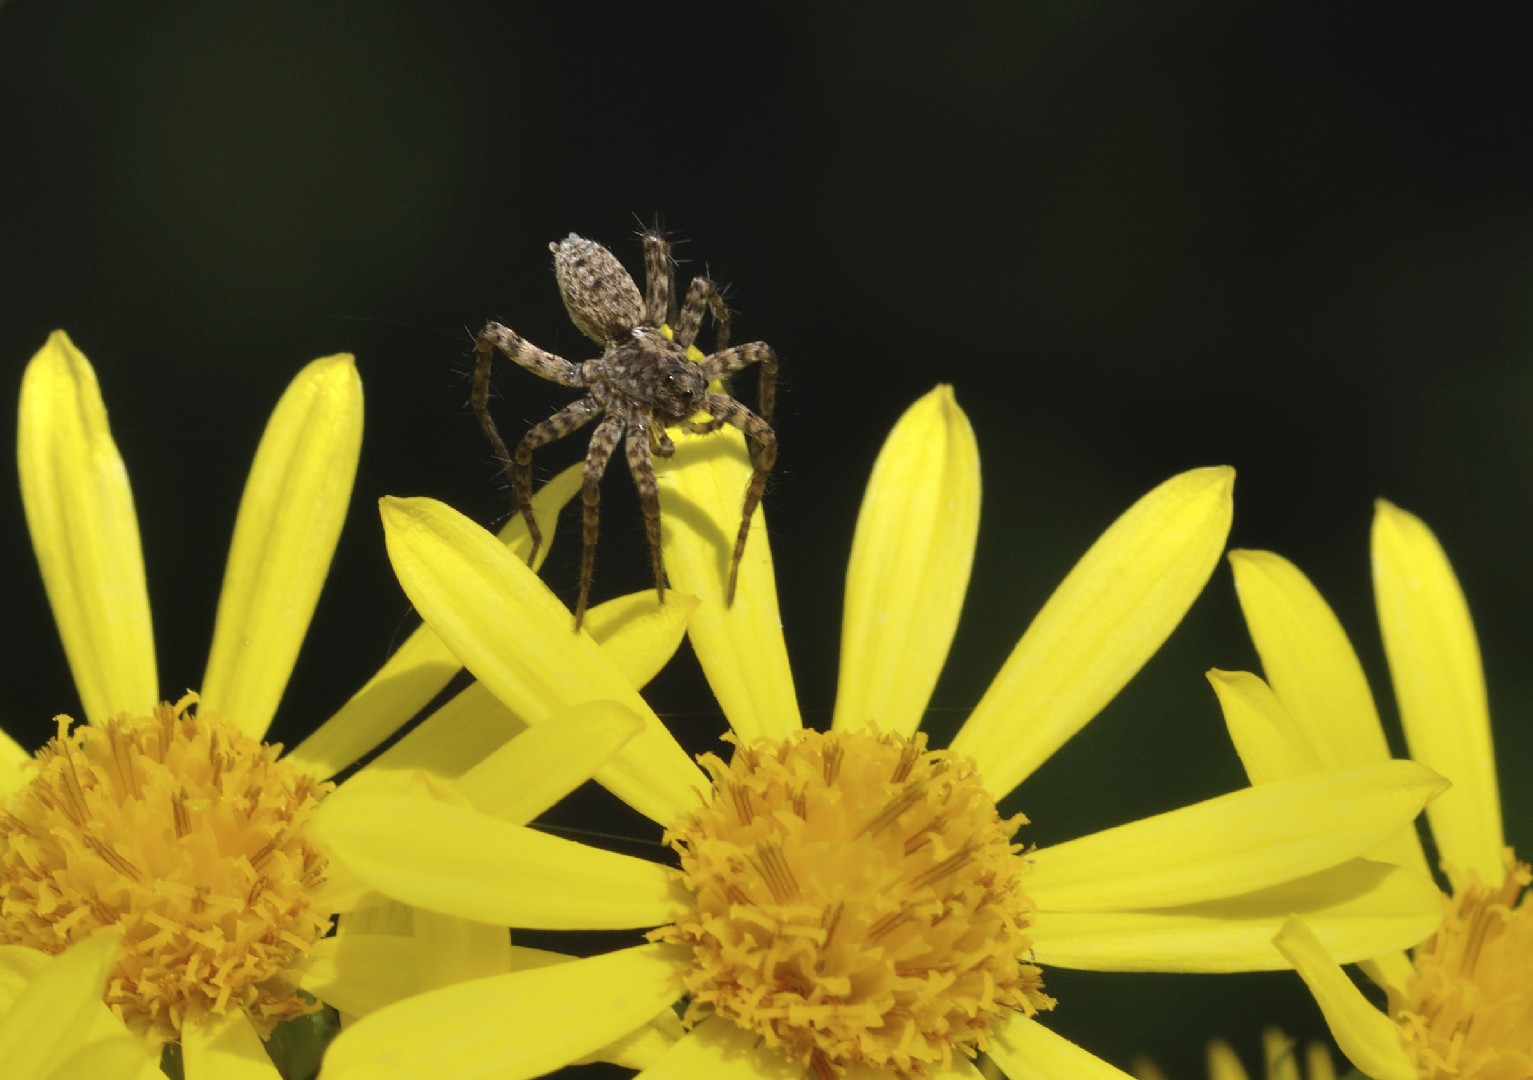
top-left (1393, 857), bottom-right (1533, 1080)
top-left (653, 728), bottom-right (1051, 1079)
top-left (0, 695), bottom-right (334, 1044)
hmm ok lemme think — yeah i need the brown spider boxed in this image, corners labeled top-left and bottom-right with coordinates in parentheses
top-left (471, 230), bottom-right (778, 629)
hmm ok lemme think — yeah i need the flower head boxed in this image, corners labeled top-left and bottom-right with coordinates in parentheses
top-left (1219, 501), bottom-right (1530, 1079)
top-left (316, 388), bottom-right (1447, 1080)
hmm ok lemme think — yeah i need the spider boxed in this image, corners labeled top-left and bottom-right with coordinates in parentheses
top-left (471, 230), bottom-right (778, 629)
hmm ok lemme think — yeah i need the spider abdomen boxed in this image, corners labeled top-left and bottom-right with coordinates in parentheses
top-left (551, 233), bottom-right (645, 343)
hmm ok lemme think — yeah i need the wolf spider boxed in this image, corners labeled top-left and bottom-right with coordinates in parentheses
top-left (471, 231), bottom-right (778, 629)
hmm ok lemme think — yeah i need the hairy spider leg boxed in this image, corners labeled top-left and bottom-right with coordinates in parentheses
top-left (576, 412), bottom-right (626, 629)
top-left (473, 321), bottom-right (590, 561)
top-left (623, 407), bottom-right (668, 613)
top-left (673, 275), bottom-right (731, 353)
top-left (511, 395), bottom-right (603, 566)
top-left (640, 230), bottom-right (676, 326)
top-left (696, 340), bottom-right (779, 424)
top-left (681, 396), bottom-right (777, 604)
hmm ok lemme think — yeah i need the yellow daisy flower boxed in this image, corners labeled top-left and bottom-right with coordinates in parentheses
top-left (1132, 1029), bottom-right (1338, 1080)
top-left (2, 332), bottom-right (693, 1077)
top-left (314, 387), bottom-right (1447, 1080)
top-left (1217, 502), bottom-right (1530, 1080)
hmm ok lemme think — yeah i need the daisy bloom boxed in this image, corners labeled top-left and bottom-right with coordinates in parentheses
top-left (1132, 1029), bottom-right (1337, 1080)
top-left (313, 386), bottom-right (1448, 1080)
top-left (1217, 502), bottom-right (1530, 1080)
top-left (2, 332), bottom-right (693, 1078)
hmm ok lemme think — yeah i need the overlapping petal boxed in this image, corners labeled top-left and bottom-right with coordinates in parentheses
top-left (1206, 668), bottom-right (1324, 785)
top-left (199, 353), bottom-right (362, 739)
top-left (635, 1016), bottom-right (803, 1080)
top-left (987, 1014), bottom-right (1136, 1080)
top-left (833, 386), bottom-right (980, 737)
top-left (379, 495), bottom-right (703, 823)
top-left (0, 935), bottom-right (144, 1080)
top-left (17, 331), bottom-right (157, 722)
top-left (1372, 500), bottom-right (1503, 882)
top-left (179, 1011), bottom-right (278, 1080)
top-left (952, 466), bottom-right (1234, 800)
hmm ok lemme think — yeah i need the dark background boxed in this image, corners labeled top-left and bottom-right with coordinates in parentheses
top-left (3, 3), bottom-right (1531, 1076)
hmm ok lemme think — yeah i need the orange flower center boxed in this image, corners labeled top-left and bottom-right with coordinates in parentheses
top-left (1392, 857), bottom-right (1533, 1080)
top-left (653, 728), bottom-right (1050, 1079)
top-left (0, 695), bottom-right (334, 1045)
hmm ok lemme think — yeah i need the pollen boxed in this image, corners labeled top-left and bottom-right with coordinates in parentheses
top-left (0, 695), bottom-right (334, 1045)
top-left (652, 728), bottom-right (1051, 1079)
top-left (1392, 856), bottom-right (1533, 1080)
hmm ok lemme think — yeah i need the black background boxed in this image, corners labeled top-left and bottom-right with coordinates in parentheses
top-left (4, 4), bottom-right (1532, 1076)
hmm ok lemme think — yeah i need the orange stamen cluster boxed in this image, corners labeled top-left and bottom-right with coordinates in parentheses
top-left (654, 727), bottom-right (1050, 1079)
top-left (0, 695), bottom-right (333, 1044)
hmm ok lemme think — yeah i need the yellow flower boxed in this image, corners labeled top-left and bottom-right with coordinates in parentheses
top-left (1217, 502), bottom-right (1531, 1080)
top-left (2, 332), bottom-right (693, 1077)
top-left (315, 387), bottom-right (1446, 1080)
top-left (1132, 1029), bottom-right (1338, 1080)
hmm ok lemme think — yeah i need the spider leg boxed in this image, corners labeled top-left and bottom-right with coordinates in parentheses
top-left (683, 396), bottom-right (777, 605)
top-left (672, 275), bottom-right (731, 353)
top-left (511, 396), bottom-right (602, 566)
top-left (624, 408), bottom-right (667, 608)
top-left (641, 230), bottom-right (675, 326)
top-left (575, 412), bottom-right (625, 629)
top-left (694, 341), bottom-right (778, 422)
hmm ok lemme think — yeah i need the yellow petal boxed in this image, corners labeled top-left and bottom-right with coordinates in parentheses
top-left (1031, 859), bottom-right (1443, 972)
top-left (320, 944), bottom-right (680, 1080)
top-left (1028, 760), bottom-right (1446, 910)
top-left (583, 590), bottom-right (698, 690)
top-left (1206, 668), bottom-right (1324, 784)
top-left (0, 933), bottom-right (120, 1080)
top-left (304, 933), bottom-right (414, 1018)
top-left (636, 1016), bottom-right (802, 1080)
top-left (655, 423), bottom-right (801, 742)
top-left (986, 1013), bottom-right (1137, 1079)
top-left (42, 1035), bottom-right (151, 1080)
top-left (414, 908), bottom-right (510, 992)
top-left (310, 786), bottom-right (682, 928)
top-left (362, 681), bottom-right (525, 780)
top-left (200, 354), bottom-right (362, 739)
top-left (832, 386), bottom-right (979, 738)
top-left (0, 728), bottom-right (29, 794)
top-left (17, 331), bottom-right (156, 722)
top-left (380, 495), bottom-right (703, 823)
top-left (1272, 918), bottom-right (1417, 1080)
top-left (454, 700), bottom-right (645, 824)
top-left (1229, 549), bottom-right (1427, 875)
top-left (1372, 500), bottom-right (1503, 882)
top-left (1205, 1041), bottom-right (1250, 1080)
top-left (286, 465), bottom-right (579, 778)
top-left (953, 467), bottom-right (1234, 800)
top-left (179, 1010), bottom-right (280, 1080)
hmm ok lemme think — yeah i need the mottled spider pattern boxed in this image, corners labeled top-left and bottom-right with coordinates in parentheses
top-left (471, 231), bottom-right (778, 628)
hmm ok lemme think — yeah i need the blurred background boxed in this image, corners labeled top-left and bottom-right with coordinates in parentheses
top-left (3, 3), bottom-right (1531, 1076)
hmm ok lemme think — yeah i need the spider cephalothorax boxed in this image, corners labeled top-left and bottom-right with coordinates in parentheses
top-left (471, 231), bottom-right (778, 628)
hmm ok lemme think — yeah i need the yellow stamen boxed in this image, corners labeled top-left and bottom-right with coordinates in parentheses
top-left (1392, 857), bottom-right (1533, 1079)
top-left (0, 694), bottom-right (333, 1044)
top-left (653, 728), bottom-right (1050, 1079)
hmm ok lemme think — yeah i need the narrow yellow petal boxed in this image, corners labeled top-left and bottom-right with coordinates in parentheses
top-left (1273, 918), bottom-right (1418, 1080)
top-left (304, 933), bottom-right (414, 1019)
top-left (1028, 760), bottom-right (1446, 910)
top-left (310, 786), bottom-right (683, 928)
top-left (583, 590), bottom-right (698, 690)
top-left (287, 465), bottom-right (580, 778)
top-left (361, 681), bottom-right (525, 780)
top-left (454, 700), bottom-right (645, 824)
top-left (637, 1016), bottom-right (802, 1080)
top-left (1359, 949), bottom-right (1415, 998)
top-left (1031, 859), bottom-right (1443, 972)
top-left (17, 331), bottom-right (156, 722)
top-left (1372, 500), bottom-right (1503, 882)
top-left (832, 386), bottom-right (979, 738)
top-left (0, 728), bottom-right (29, 794)
top-left (320, 944), bottom-right (680, 1080)
top-left (1206, 1041), bottom-right (1251, 1080)
top-left (414, 908), bottom-right (511, 991)
top-left (178, 1010), bottom-right (280, 1080)
top-left (1229, 549), bottom-right (1427, 875)
top-left (656, 423), bottom-right (801, 742)
top-left (986, 1013), bottom-right (1137, 1079)
top-left (1207, 668), bottom-right (1324, 784)
top-left (201, 354), bottom-right (362, 739)
top-left (0, 933), bottom-right (120, 1080)
top-left (953, 467), bottom-right (1234, 800)
top-left (380, 495), bottom-right (703, 823)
